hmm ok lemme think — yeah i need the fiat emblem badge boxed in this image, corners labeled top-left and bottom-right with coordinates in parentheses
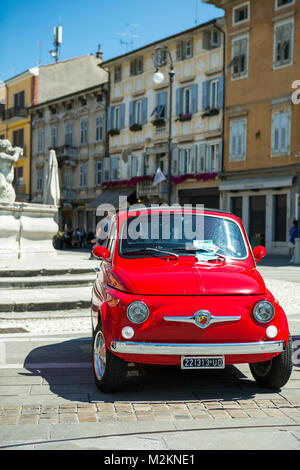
top-left (194, 310), bottom-right (211, 329)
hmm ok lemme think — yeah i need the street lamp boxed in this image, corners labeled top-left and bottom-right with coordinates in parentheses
top-left (152, 47), bottom-right (175, 206)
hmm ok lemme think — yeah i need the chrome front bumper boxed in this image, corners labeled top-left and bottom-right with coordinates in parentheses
top-left (110, 340), bottom-right (285, 356)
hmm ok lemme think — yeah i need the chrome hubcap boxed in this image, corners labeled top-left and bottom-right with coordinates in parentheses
top-left (93, 330), bottom-right (106, 380)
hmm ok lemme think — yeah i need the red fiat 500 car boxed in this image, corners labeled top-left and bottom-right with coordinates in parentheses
top-left (91, 206), bottom-right (292, 393)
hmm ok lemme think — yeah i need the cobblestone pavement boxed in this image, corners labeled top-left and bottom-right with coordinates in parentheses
top-left (1, 398), bottom-right (300, 426)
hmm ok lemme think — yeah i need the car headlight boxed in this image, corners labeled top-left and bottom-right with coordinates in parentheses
top-left (127, 301), bottom-right (149, 324)
top-left (253, 301), bottom-right (275, 323)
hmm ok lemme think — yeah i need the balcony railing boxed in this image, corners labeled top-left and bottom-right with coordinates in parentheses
top-left (0, 106), bottom-right (28, 122)
top-left (54, 145), bottom-right (79, 160)
top-left (62, 189), bottom-right (77, 200)
top-left (137, 179), bottom-right (168, 199)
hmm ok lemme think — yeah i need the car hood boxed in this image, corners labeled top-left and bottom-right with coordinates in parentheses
top-left (111, 260), bottom-right (266, 296)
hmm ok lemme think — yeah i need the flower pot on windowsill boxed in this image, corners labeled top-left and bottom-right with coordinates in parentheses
top-left (202, 108), bottom-right (219, 118)
top-left (152, 118), bottom-right (166, 127)
top-left (108, 129), bottom-right (120, 136)
top-left (177, 113), bottom-right (192, 122)
top-left (130, 123), bottom-right (143, 132)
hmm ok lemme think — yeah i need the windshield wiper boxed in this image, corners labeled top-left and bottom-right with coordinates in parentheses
top-left (174, 246), bottom-right (226, 261)
top-left (124, 247), bottom-right (178, 259)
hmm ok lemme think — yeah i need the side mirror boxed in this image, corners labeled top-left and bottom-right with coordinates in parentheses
top-left (92, 245), bottom-right (110, 261)
top-left (252, 245), bottom-right (267, 264)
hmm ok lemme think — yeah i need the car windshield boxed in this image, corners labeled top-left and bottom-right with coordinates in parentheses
top-left (119, 213), bottom-right (248, 259)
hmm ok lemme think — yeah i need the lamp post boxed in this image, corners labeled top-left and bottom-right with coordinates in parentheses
top-left (152, 47), bottom-right (175, 206)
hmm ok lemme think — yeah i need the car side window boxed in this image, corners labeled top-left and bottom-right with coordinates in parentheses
top-left (107, 222), bottom-right (117, 262)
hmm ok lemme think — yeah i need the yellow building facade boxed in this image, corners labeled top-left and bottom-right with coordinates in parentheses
top-left (99, 18), bottom-right (226, 208)
top-left (205, 0), bottom-right (300, 254)
top-left (0, 68), bottom-right (39, 201)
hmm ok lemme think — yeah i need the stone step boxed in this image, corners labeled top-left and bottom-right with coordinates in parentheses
top-left (0, 286), bottom-right (92, 312)
top-left (0, 267), bottom-right (96, 277)
top-left (0, 273), bottom-right (96, 289)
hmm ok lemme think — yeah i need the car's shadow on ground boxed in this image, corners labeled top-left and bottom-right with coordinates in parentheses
top-left (21, 335), bottom-right (300, 404)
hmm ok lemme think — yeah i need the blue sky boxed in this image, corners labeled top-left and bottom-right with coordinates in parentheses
top-left (0, 0), bottom-right (224, 82)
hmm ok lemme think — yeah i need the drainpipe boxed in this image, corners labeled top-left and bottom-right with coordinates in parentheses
top-left (213, 20), bottom-right (226, 210)
top-left (213, 20), bottom-right (226, 175)
top-left (99, 65), bottom-right (111, 160)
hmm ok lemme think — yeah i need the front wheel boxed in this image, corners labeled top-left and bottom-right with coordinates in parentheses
top-left (249, 335), bottom-right (293, 389)
top-left (92, 322), bottom-right (127, 393)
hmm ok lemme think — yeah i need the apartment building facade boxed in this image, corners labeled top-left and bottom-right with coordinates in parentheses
top-left (98, 18), bottom-right (226, 209)
top-left (0, 67), bottom-right (39, 201)
top-left (30, 54), bottom-right (108, 231)
top-left (205, 0), bottom-right (300, 254)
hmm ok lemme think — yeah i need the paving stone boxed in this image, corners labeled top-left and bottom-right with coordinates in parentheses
top-left (59, 413), bottom-right (78, 424)
top-left (255, 400), bottom-right (275, 408)
top-left (39, 414), bottom-right (58, 424)
top-left (263, 408), bottom-right (287, 418)
top-left (227, 409), bottom-right (249, 419)
top-left (243, 408), bottom-right (267, 418)
top-left (0, 415), bottom-right (18, 425)
top-left (2, 406), bottom-right (21, 415)
top-left (18, 414), bottom-right (38, 425)
top-left (237, 400), bottom-right (259, 409)
top-left (97, 413), bottom-right (117, 422)
top-left (96, 403), bottom-right (115, 413)
top-left (208, 409), bottom-right (231, 419)
top-left (135, 411), bottom-right (154, 421)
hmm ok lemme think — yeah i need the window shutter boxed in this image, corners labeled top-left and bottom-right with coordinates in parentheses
top-left (176, 88), bottom-right (183, 116)
top-left (103, 157), bottom-right (111, 181)
top-left (202, 80), bottom-right (210, 110)
top-left (272, 114), bottom-right (280, 153)
top-left (242, 121), bottom-right (247, 157)
top-left (127, 154), bottom-right (132, 179)
top-left (107, 106), bottom-right (113, 131)
top-left (142, 98), bottom-right (148, 125)
top-left (191, 84), bottom-right (198, 114)
top-left (216, 141), bottom-right (222, 172)
top-left (129, 101), bottom-right (134, 127)
top-left (120, 103), bottom-right (125, 129)
top-left (172, 147), bottom-right (179, 176)
top-left (198, 143), bottom-right (206, 172)
top-left (202, 30), bottom-right (211, 50)
top-left (188, 147), bottom-right (196, 173)
top-left (176, 42), bottom-right (183, 60)
top-left (162, 90), bottom-right (168, 118)
top-left (217, 76), bottom-right (224, 109)
top-left (230, 123), bottom-right (237, 159)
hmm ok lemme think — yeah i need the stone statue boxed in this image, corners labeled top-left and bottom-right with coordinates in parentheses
top-left (0, 139), bottom-right (23, 203)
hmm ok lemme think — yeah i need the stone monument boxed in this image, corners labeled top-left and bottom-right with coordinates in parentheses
top-left (0, 139), bottom-right (59, 260)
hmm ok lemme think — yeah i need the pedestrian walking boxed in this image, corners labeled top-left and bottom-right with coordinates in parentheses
top-left (288, 219), bottom-right (299, 263)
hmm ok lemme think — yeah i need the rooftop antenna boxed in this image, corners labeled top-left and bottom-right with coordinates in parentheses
top-left (49, 23), bottom-right (62, 62)
top-left (117, 22), bottom-right (140, 52)
top-left (37, 40), bottom-right (43, 65)
top-left (195, 0), bottom-right (199, 25)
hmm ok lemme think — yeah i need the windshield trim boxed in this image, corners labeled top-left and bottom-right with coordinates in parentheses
top-left (117, 213), bottom-right (250, 261)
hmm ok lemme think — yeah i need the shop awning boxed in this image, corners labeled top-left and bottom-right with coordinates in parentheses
top-left (219, 175), bottom-right (294, 192)
top-left (87, 187), bottom-right (136, 210)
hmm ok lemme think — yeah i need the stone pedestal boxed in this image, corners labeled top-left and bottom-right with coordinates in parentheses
top-left (0, 202), bottom-right (58, 260)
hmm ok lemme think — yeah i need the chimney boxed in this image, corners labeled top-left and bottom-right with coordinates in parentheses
top-left (96, 44), bottom-right (103, 61)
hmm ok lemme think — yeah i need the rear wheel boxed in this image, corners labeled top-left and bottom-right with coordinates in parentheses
top-left (249, 335), bottom-right (293, 389)
top-left (92, 322), bottom-right (127, 393)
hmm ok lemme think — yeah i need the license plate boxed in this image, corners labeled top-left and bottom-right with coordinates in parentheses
top-left (181, 356), bottom-right (225, 369)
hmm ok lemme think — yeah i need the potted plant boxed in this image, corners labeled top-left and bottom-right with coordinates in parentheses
top-left (129, 123), bottom-right (143, 132)
top-left (108, 129), bottom-right (120, 136)
top-left (176, 113), bottom-right (192, 122)
top-left (152, 118), bottom-right (166, 127)
top-left (53, 231), bottom-right (64, 250)
top-left (202, 107), bottom-right (219, 118)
